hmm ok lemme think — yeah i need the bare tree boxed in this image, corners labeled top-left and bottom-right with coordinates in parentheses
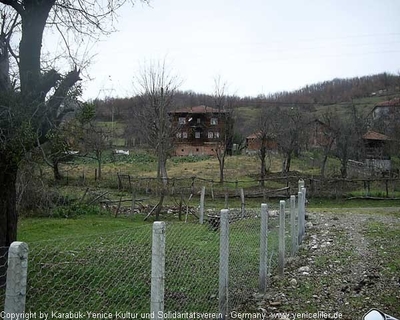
top-left (213, 76), bottom-right (235, 183)
top-left (274, 106), bottom-right (309, 174)
top-left (81, 125), bottom-right (111, 180)
top-left (256, 106), bottom-right (277, 185)
top-left (0, 0), bottom-right (148, 285)
top-left (133, 60), bottom-right (180, 220)
top-left (318, 111), bottom-right (340, 178)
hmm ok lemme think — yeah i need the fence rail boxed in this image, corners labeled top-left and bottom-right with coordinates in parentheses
top-left (2, 184), bottom-right (308, 318)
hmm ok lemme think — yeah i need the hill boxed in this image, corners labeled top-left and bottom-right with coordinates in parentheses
top-left (91, 72), bottom-right (400, 142)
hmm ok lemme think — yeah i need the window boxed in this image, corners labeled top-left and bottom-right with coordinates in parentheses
top-left (197, 118), bottom-right (201, 124)
top-left (176, 132), bottom-right (182, 139)
top-left (179, 117), bottom-right (186, 125)
top-left (215, 131), bottom-right (220, 139)
top-left (195, 132), bottom-right (200, 139)
top-left (208, 132), bottom-right (214, 139)
top-left (182, 132), bottom-right (188, 139)
top-left (210, 118), bottom-right (218, 125)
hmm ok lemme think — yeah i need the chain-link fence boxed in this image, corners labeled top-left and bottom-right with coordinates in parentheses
top-left (0, 246), bottom-right (9, 308)
top-left (25, 225), bottom-right (152, 313)
top-left (165, 221), bottom-right (219, 312)
top-left (2, 191), bottom-right (307, 316)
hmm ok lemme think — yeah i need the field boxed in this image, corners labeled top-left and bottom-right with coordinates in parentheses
top-left (3, 149), bottom-right (399, 317)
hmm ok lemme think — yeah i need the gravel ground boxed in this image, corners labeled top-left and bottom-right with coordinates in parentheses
top-left (250, 208), bottom-right (400, 320)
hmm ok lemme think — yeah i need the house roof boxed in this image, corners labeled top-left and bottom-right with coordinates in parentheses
top-left (362, 130), bottom-right (390, 141)
top-left (375, 98), bottom-right (400, 107)
top-left (169, 105), bottom-right (227, 114)
top-left (247, 132), bottom-right (260, 139)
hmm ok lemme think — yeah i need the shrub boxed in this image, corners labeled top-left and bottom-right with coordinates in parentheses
top-left (51, 203), bottom-right (105, 218)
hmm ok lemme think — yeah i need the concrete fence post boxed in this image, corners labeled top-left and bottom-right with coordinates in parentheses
top-left (219, 209), bottom-right (229, 320)
top-left (278, 200), bottom-right (286, 277)
top-left (200, 186), bottom-right (206, 224)
top-left (298, 191), bottom-right (304, 245)
top-left (151, 222), bottom-right (166, 318)
top-left (298, 179), bottom-right (305, 193)
top-left (259, 203), bottom-right (268, 293)
top-left (290, 195), bottom-right (298, 256)
top-left (301, 187), bottom-right (307, 239)
top-left (4, 242), bottom-right (29, 320)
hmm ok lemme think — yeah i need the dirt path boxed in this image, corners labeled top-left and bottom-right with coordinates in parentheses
top-left (251, 208), bottom-right (400, 319)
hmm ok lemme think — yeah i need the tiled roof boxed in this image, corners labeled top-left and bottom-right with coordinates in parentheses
top-left (362, 130), bottom-right (390, 141)
top-left (169, 105), bottom-right (227, 114)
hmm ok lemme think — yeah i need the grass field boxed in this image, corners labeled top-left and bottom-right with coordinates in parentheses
top-left (12, 212), bottom-right (281, 314)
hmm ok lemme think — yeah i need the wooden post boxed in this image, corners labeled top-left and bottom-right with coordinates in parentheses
top-left (235, 179), bottom-right (239, 196)
top-left (211, 180), bottom-right (215, 201)
top-left (259, 204), bottom-right (268, 293)
top-left (117, 173), bottom-right (122, 190)
top-left (4, 242), bottom-right (29, 319)
top-left (219, 209), bottom-right (229, 319)
top-left (240, 188), bottom-right (245, 218)
top-left (178, 193), bottom-right (183, 221)
top-left (151, 222), bottom-right (166, 318)
top-left (128, 175), bottom-right (132, 191)
top-left (278, 200), bottom-right (286, 277)
top-left (131, 192), bottom-right (136, 214)
top-left (191, 176), bottom-right (195, 194)
top-left (115, 196), bottom-right (122, 217)
top-left (200, 186), bottom-right (206, 224)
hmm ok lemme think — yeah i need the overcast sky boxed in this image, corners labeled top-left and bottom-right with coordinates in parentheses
top-left (79, 0), bottom-right (400, 100)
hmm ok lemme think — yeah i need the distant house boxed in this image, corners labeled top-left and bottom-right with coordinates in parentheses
top-left (362, 130), bottom-right (392, 172)
top-left (371, 98), bottom-right (400, 121)
top-left (168, 105), bottom-right (231, 156)
top-left (245, 132), bottom-right (277, 154)
top-left (308, 119), bottom-right (334, 149)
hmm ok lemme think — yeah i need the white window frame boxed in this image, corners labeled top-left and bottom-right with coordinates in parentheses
top-left (179, 117), bottom-right (186, 125)
top-left (210, 118), bottom-right (218, 125)
top-left (195, 132), bottom-right (201, 139)
top-left (182, 132), bottom-right (188, 139)
top-left (208, 132), bottom-right (214, 139)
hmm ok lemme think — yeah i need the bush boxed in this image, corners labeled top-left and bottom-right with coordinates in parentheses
top-left (51, 203), bottom-right (105, 218)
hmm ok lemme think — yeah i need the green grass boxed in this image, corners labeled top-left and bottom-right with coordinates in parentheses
top-left (15, 213), bottom-right (269, 313)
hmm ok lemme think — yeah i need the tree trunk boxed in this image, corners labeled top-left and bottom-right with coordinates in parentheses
top-left (159, 156), bottom-right (168, 186)
top-left (97, 151), bottom-right (102, 180)
top-left (0, 156), bottom-right (18, 287)
top-left (282, 152), bottom-right (292, 174)
top-left (320, 154), bottom-right (328, 178)
top-left (154, 192), bottom-right (165, 221)
top-left (53, 159), bottom-right (62, 180)
top-left (260, 148), bottom-right (266, 187)
top-left (217, 151), bottom-right (225, 184)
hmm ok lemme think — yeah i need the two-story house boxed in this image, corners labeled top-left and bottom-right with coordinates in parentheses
top-left (168, 105), bottom-right (230, 156)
